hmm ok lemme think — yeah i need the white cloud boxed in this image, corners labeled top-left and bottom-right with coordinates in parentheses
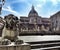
top-left (2, 0), bottom-right (60, 18)
top-left (2, 6), bottom-right (20, 18)
top-left (36, 0), bottom-right (46, 7)
top-left (36, 4), bottom-right (42, 8)
top-left (35, 0), bottom-right (46, 6)
top-left (50, 0), bottom-right (57, 5)
top-left (9, 0), bottom-right (28, 4)
top-left (50, 0), bottom-right (60, 5)
top-left (35, 0), bottom-right (46, 3)
top-left (34, 0), bottom-right (47, 13)
top-left (35, 0), bottom-right (60, 6)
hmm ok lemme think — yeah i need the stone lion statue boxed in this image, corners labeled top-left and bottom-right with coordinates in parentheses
top-left (1, 39), bottom-right (11, 45)
top-left (15, 39), bottom-right (23, 45)
top-left (2, 14), bottom-right (18, 41)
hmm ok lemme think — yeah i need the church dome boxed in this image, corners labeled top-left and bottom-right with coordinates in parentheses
top-left (28, 5), bottom-right (38, 17)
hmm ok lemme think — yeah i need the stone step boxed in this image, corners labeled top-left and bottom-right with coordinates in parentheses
top-left (31, 42), bottom-right (60, 49)
top-left (26, 40), bottom-right (60, 44)
top-left (26, 40), bottom-right (60, 49)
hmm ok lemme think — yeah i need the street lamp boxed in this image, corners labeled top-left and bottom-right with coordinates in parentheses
top-left (0, 0), bottom-right (5, 15)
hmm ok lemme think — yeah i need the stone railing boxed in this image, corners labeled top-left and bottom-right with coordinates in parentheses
top-left (0, 44), bottom-right (30, 50)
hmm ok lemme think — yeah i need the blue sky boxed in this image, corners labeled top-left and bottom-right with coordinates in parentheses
top-left (1, 0), bottom-right (60, 18)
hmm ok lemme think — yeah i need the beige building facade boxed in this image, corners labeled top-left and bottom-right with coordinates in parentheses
top-left (19, 6), bottom-right (51, 32)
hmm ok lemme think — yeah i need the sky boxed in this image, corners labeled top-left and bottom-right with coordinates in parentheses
top-left (1, 0), bottom-right (60, 18)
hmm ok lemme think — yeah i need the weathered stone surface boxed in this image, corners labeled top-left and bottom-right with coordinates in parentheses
top-left (0, 44), bottom-right (30, 50)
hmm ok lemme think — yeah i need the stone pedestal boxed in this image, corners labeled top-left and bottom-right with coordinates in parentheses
top-left (0, 43), bottom-right (30, 50)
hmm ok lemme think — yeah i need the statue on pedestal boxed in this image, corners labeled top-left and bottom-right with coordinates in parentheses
top-left (2, 14), bottom-right (19, 41)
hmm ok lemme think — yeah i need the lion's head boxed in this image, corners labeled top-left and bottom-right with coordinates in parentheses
top-left (4, 14), bottom-right (18, 30)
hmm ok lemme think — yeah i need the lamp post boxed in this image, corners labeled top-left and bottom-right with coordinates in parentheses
top-left (0, 0), bottom-right (5, 15)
